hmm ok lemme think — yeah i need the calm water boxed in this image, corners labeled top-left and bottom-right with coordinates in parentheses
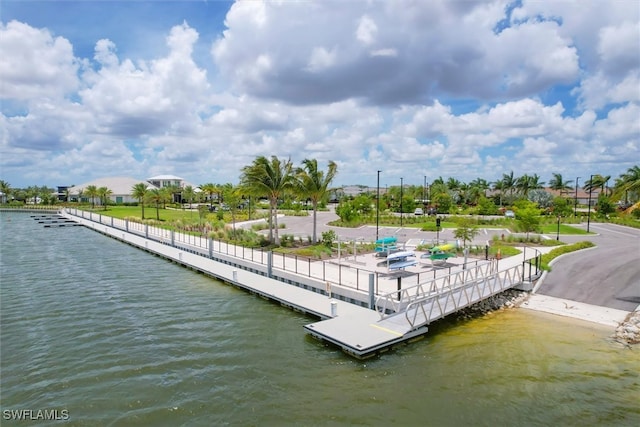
top-left (1, 211), bottom-right (638, 426)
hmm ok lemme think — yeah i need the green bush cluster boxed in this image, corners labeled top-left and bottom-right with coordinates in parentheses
top-left (539, 241), bottom-right (595, 271)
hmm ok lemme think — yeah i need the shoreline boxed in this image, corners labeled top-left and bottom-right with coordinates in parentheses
top-left (519, 293), bottom-right (630, 328)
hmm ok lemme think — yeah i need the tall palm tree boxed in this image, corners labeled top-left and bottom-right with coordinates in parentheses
top-left (146, 189), bottom-right (164, 220)
top-left (131, 183), bottom-right (149, 219)
top-left (491, 180), bottom-right (505, 206)
top-left (160, 187), bottom-right (173, 209)
top-left (501, 171), bottom-right (517, 197)
top-left (295, 159), bottom-right (338, 243)
top-left (446, 177), bottom-right (461, 191)
top-left (97, 186), bottom-right (112, 210)
top-left (222, 184), bottom-right (242, 239)
top-left (240, 155), bottom-right (295, 245)
top-left (584, 174), bottom-right (609, 194)
top-left (516, 174), bottom-right (544, 197)
top-left (0, 180), bottom-right (11, 203)
top-left (548, 173), bottom-right (573, 195)
top-left (182, 185), bottom-right (195, 209)
top-left (612, 165), bottom-right (640, 203)
top-left (466, 178), bottom-right (490, 206)
top-left (589, 174), bottom-right (611, 195)
top-left (200, 183), bottom-right (217, 207)
top-left (85, 185), bottom-right (98, 209)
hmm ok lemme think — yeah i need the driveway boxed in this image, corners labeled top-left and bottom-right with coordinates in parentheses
top-left (537, 223), bottom-right (640, 311)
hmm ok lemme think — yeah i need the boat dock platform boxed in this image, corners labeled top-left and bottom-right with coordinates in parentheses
top-left (59, 208), bottom-right (538, 359)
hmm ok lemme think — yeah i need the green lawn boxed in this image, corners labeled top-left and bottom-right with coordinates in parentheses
top-left (89, 205), bottom-right (202, 222)
top-left (539, 223), bottom-right (591, 235)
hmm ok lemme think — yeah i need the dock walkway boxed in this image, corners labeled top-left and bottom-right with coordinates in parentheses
top-left (59, 208), bottom-right (540, 358)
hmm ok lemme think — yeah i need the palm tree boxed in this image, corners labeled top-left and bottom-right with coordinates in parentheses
top-left (584, 174), bottom-right (609, 195)
top-left (222, 184), bottom-right (242, 239)
top-left (585, 174), bottom-right (611, 195)
top-left (295, 159), bottom-right (338, 243)
top-left (516, 174), bottom-right (544, 198)
top-left (182, 185), bottom-right (195, 209)
top-left (491, 180), bottom-right (504, 206)
top-left (501, 171), bottom-right (517, 198)
top-left (131, 183), bottom-right (149, 219)
top-left (160, 187), bottom-right (173, 209)
top-left (612, 165), bottom-right (640, 204)
top-left (529, 174), bottom-right (544, 191)
top-left (200, 183), bottom-right (217, 207)
top-left (466, 178), bottom-right (490, 206)
top-left (85, 185), bottom-right (98, 209)
top-left (97, 186), bottom-right (112, 210)
top-left (240, 155), bottom-right (295, 245)
top-left (548, 173), bottom-right (573, 195)
top-left (146, 189), bottom-right (164, 220)
top-left (0, 180), bottom-right (11, 204)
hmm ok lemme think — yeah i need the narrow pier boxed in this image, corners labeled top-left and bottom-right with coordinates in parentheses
top-left (31, 213), bottom-right (82, 227)
top-left (59, 208), bottom-right (538, 359)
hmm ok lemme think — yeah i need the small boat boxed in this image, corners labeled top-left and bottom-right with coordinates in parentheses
top-left (384, 251), bottom-right (417, 270)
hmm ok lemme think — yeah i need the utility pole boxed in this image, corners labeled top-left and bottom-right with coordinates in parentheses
top-left (376, 170), bottom-right (381, 241)
top-left (400, 177), bottom-right (403, 227)
top-left (574, 176), bottom-right (580, 218)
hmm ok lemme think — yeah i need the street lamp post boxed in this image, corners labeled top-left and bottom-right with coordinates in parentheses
top-left (556, 215), bottom-right (561, 240)
top-left (423, 176), bottom-right (427, 207)
top-left (376, 170), bottom-right (381, 241)
top-left (587, 174), bottom-right (594, 232)
top-left (400, 177), bottom-right (403, 227)
top-left (574, 176), bottom-right (580, 218)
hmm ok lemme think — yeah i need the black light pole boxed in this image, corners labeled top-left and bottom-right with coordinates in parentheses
top-left (587, 174), bottom-right (594, 232)
top-left (556, 215), bottom-right (561, 240)
top-left (400, 177), bottom-right (404, 227)
top-left (376, 170), bottom-right (381, 241)
top-left (574, 176), bottom-right (580, 218)
top-left (423, 176), bottom-right (427, 207)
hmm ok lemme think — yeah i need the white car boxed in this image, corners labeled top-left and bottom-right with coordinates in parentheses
top-left (505, 210), bottom-right (515, 218)
top-left (414, 208), bottom-right (424, 216)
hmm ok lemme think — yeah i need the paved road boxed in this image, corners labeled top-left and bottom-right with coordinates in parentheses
top-left (537, 223), bottom-right (640, 311)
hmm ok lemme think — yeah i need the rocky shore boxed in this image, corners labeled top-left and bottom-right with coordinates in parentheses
top-left (454, 289), bottom-right (529, 321)
top-left (613, 309), bottom-right (640, 346)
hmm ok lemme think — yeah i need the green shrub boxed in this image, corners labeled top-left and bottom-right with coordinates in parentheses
top-left (321, 230), bottom-right (337, 247)
top-left (539, 241), bottom-right (595, 271)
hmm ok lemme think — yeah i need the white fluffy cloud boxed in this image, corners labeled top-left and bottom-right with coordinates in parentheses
top-left (0, 1), bottom-right (638, 189)
top-left (213, 1), bottom-right (581, 104)
top-left (0, 20), bottom-right (79, 100)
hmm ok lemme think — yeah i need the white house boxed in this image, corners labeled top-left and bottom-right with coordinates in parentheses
top-left (146, 174), bottom-right (185, 189)
top-left (68, 177), bottom-right (154, 204)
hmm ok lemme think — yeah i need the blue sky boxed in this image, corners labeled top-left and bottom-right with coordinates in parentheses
top-left (1, 0), bottom-right (638, 189)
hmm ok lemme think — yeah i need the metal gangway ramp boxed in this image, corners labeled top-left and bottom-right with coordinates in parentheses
top-left (305, 260), bottom-right (530, 358)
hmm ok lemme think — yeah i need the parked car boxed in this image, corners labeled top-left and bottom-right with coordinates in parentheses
top-left (505, 210), bottom-right (515, 218)
top-left (414, 208), bottom-right (424, 216)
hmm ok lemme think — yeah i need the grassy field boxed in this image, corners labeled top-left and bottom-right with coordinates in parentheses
top-left (93, 205), bottom-right (201, 222)
top-left (539, 223), bottom-right (591, 235)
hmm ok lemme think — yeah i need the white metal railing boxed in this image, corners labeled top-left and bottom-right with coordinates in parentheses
top-left (375, 259), bottom-right (527, 328)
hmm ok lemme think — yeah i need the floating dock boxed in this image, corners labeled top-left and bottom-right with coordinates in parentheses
top-left (31, 213), bottom-right (82, 227)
